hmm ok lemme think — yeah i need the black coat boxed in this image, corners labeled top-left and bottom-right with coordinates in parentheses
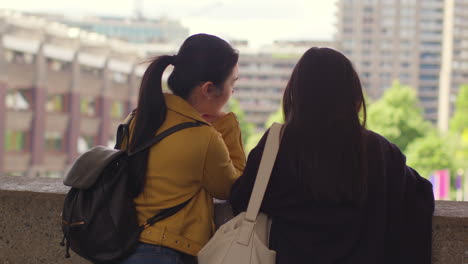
top-left (230, 129), bottom-right (434, 264)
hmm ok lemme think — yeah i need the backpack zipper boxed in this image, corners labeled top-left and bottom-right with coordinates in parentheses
top-left (62, 219), bottom-right (85, 226)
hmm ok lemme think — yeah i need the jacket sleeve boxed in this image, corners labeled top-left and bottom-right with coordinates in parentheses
top-left (386, 144), bottom-right (435, 264)
top-left (201, 113), bottom-right (246, 200)
top-left (400, 166), bottom-right (434, 264)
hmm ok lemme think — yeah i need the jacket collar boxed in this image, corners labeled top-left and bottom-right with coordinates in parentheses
top-left (164, 93), bottom-right (210, 125)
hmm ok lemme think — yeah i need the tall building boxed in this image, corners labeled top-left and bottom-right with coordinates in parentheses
top-left (336, 0), bottom-right (467, 126)
top-left (438, 0), bottom-right (468, 131)
top-left (234, 40), bottom-right (336, 130)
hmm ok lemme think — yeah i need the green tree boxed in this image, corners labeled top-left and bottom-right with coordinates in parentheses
top-left (406, 132), bottom-right (454, 178)
top-left (264, 107), bottom-right (284, 128)
top-left (449, 84), bottom-right (468, 170)
top-left (450, 85), bottom-right (468, 133)
top-left (245, 107), bottom-right (285, 154)
top-left (227, 99), bottom-right (254, 144)
top-left (367, 81), bottom-right (431, 152)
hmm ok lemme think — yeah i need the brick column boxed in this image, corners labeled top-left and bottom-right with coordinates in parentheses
top-left (0, 34), bottom-right (6, 175)
top-left (29, 44), bottom-right (47, 176)
top-left (30, 87), bottom-right (46, 169)
top-left (97, 96), bottom-right (111, 145)
top-left (128, 67), bottom-right (139, 114)
top-left (66, 52), bottom-right (81, 164)
top-left (0, 82), bottom-right (7, 175)
top-left (97, 60), bottom-right (111, 146)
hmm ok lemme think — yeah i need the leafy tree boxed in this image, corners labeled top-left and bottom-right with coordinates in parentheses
top-left (265, 107), bottom-right (284, 128)
top-left (245, 106), bottom-right (284, 154)
top-left (367, 81), bottom-right (431, 152)
top-left (406, 133), bottom-right (454, 178)
top-left (227, 99), bottom-right (255, 145)
top-left (450, 85), bottom-right (468, 133)
top-left (449, 85), bottom-right (468, 170)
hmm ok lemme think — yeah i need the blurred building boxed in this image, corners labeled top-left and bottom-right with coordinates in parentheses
top-left (233, 40), bottom-right (336, 129)
top-left (336, 0), bottom-right (468, 128)
top-left (59, 16), bottom-right (189, 44)
top-left (0, 10), bottom-right (334, 176)
top-left (0, 10), bottom-right (177, 177)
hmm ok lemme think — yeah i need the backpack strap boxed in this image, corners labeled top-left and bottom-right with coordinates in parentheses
top-left (134, 121), bottom-right (207, 230)
top-left (114, 110), bottom-right (208, 229)
top-left (128, 121), bottom-right (206, 156)
top-left (141, 197), bottom-right (194, 230)
top-left (114, 109), bottom-right (137, 150)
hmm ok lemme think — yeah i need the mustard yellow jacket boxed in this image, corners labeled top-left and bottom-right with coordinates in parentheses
top-left (125, 93), bottom-right (246, 256)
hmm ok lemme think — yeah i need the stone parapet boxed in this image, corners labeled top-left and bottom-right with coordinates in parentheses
top-left (0, 176), bottom-right (467, 263)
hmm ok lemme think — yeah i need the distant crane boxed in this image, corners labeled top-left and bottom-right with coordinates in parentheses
top-left (134, 0), bottom-right (144, 20)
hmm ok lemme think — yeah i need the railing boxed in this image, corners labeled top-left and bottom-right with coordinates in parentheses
top-left (0, 175), bottom-right (467, 264)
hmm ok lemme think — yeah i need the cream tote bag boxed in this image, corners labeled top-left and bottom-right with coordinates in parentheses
top-left (198, 122), bottom-right (283, 264)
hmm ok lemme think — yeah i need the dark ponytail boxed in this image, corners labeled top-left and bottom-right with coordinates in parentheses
top-left (128, 55), bottom-right (173, 197)
top-left (127, 34), bottom-right (238, 197)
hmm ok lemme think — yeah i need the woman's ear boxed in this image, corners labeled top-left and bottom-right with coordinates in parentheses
top-left (200, 81), bottom-right (217, 99)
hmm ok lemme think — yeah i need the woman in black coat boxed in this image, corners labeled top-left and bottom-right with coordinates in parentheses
top-left (230, 48), bottom-right (434, 264)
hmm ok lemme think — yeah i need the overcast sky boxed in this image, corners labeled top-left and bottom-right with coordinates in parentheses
top-left (0, 0), bottom-right (337, 47)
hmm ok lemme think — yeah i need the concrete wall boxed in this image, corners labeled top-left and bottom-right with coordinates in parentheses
top-left (0, 176), bottom-right (467, 264)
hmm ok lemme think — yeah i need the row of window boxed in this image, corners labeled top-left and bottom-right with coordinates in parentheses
top-left (5, 91), bottom-right (126, 119)
top-left (4, 131), bottom-right (105, 153)
top-left (5, 51), bottom-right (131, 84)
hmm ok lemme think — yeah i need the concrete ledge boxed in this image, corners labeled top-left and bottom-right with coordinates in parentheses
top-left (1, 176), bottom-right (468, 263)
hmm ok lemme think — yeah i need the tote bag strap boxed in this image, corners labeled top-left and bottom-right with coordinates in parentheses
top-left (244, 122), bottom-right (283, 222)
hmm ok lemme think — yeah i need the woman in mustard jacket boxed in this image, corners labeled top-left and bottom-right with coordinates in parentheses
top-left (120, 34), bottom-right (246, 264)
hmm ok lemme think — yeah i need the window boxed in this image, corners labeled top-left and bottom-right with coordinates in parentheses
top-left (45, 132), bottom-right (64, 152)
top-left (5, 131), bottom-right (28, 152)
top-left (81, 65), bottom-right (102, 78)
top-left (420, 53), bottom-right (439, 60)
top-left (420, 75), bottom-right (438, 81)
top-left (6, 90), bottom-right (31, 110)
top-left (400, 73), bottom-right (410, 79)
top-left (422, 41), bottom-right (441, 48)
top-left (380, 72), bottom-right (392, 79)
top-left (382, 17), bottom-right (394, 27)
top-left (46, 94), bottom-right (65, 112)
top-left (421, 64), bottom-right (439, 70)
top-left (381, 62), bottom-right (392, 68)
top-left (111, 101), bottom-right (125, 119)
top-left (78, 135), bottom-right (95, 154)
top-left (47, 59), bottom-right (71, 72)
top-left (363, 72), bottom-right (371, 78)
top-left (401, 62), bottom-right (411, 68)
top-left (421, 86), bottom-right (438, 92)
top-left (362, 61), bottom-right (371, 67)
top-left (80, 97), bottom-right (96, 116)
top-left (420, 96), bottom-right (436, 103)
top-left (400, 29), bottom-right (414, 38)
top-left (4, 50), bottom-right (14, 62)
top-left (343, 40), bottom-right (354, 48)
top-left (112, 72), bottom-right (128, 84)
top-left (424, 107), bottom-right (437, 114)
top-left (11, 51), bottom-right (35, 65)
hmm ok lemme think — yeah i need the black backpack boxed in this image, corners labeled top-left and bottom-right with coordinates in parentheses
top-left (60, 115), bottom-right (205, 263)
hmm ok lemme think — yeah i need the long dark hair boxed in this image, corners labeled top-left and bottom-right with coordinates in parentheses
top-left (282, 47), bottom-right (368, 205)
top-left (128, 34), bottom-right (239, 197)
